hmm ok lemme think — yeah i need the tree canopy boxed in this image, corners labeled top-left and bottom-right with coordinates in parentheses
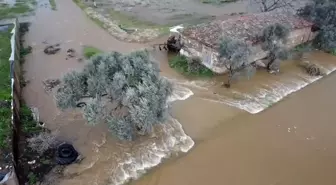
top-left (56, 50), bottom-right (173, 140)
top-left (297, 0), bottom-right (336, 52)
top-left (218, 37), bottom-right (255, 87)
top-left (260, 23), bottom-right (290, 72)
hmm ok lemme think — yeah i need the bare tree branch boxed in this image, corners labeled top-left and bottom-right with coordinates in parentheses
top-left (250, 0), bottom-right (300, 12)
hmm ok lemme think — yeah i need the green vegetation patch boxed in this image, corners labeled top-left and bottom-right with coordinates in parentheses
top-left (72, 0), bottom-right (86, 9)
top-left (0, 0), bottom-right (35, 19)
top-left (0, 26), bottom-right (13, 149)
top-left (83, 45), bottom-right (103, 59)
top-left (49, 0), bottom-right (57, 10)
top-left (20, 105), bottom-right (42, 134)
top-left (169, 55), bottom-right (214, 77)
top-left (0, 106), bottom-right (11, 148)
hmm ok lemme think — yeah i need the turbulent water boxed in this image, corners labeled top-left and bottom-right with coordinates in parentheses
top-left (202, 66), bottom-right (336, 114)
top-left (108, 83), bottom-right (195, 185)
top-left (21, 0), bottom-right (336, 185)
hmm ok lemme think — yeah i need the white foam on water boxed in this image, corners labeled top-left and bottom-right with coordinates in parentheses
top-left (169, 25), bottom-right (184, 33)
top-left (109, 83), bottom-right (195, 185)
top-left (202, 67), bottom-right (336, 114)
top-left (167, 78), bottom-right (211, 90)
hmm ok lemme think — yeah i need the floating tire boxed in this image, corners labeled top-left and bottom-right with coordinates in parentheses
top-left (55, 143), bottom-right (79, 165)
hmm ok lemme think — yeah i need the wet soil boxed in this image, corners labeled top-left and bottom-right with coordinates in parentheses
top-left (18, 144), bottom-right (56, 185)
top-left (21, 0), bottom-right (336, 185)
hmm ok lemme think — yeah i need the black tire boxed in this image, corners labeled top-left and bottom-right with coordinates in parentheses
top-left (55, 143), bottom-right (79, 165)
top-left (60, 148), bottom-right (72, 158)
top-left (76, 102), bottom-right (86, 108)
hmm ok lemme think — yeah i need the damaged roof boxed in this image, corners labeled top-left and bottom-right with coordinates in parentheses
top-left (181, 11), bottom-right (313, 49)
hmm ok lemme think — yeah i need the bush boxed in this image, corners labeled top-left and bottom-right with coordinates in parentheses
top-left (27, 132), bottom-right (59, 155)
top-left (169, 55), bottom-right (214, 77)
top-left (297, 0), bottom-right (336, 52)
top-left (56, 50), bottom-right (173, 140)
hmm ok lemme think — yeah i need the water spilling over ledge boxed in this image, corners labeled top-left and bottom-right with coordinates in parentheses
top-left (109, 83), bottom-right (195, 185)
top-left (201, 65), bottom-right (336, 114)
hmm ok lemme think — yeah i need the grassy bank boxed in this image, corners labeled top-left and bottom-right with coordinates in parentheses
top-left (49, 0), bottom-right (57, 10)
top-left (0, 0), bottom-right (36, 19)
top-left (169, 55), bottom-right (214, 77)
top-left (0, 26), bottom-right (13, 149)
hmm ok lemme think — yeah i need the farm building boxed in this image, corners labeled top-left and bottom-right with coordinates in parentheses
top-left (176, 11), bottom-right (316, 74)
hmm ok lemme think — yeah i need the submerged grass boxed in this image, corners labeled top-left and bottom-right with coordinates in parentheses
top-left (169, 55), bottom-right (214, 77)
top-left (83, 45), bottom-right (103, 59)
top-left (0, 0), bottom-right (35, 19)
top-left (0, 26), bottom-right (13, 149)
top-left (72, 0), bottom-right (170, 36)
top-left (49, 0), bottom-right (57, 10)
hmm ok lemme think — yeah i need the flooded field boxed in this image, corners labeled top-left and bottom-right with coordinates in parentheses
top-left (20, 0), bottom-right (336, 185)
top-left (85, 0), bottom-right (248, 25)
top-left (134, 62), bottom-right (336, 185)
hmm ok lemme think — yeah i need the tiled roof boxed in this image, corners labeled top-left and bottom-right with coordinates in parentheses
top-left (181, 11), bottom-right (313, 49)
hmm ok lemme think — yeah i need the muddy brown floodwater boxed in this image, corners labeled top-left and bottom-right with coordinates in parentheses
top-left (135, 55), bottom-right (336, 185)
top-left (21, 0), bottom-right (336, 185)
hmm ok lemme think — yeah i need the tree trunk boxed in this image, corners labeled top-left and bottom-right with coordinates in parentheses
top-left (266, 54), bottom-right (276, 71)
top-left (224, 71), bottom-right (233, 88)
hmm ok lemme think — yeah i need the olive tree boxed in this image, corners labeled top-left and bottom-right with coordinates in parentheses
top-left (297, 0), bottom-right (336, 52)
top-left (260, 23), bottom-right (290, 73)
top-left (55, 50), bottom-right (173, 140)
top-left (218, 37), bottom-right (256, 88)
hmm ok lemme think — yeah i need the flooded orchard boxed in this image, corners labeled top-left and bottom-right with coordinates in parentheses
top-left (18, 0), bottom-right (336, 185)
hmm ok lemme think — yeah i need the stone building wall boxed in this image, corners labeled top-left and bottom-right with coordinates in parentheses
top-left (179, 26), bottom-right (317, 74)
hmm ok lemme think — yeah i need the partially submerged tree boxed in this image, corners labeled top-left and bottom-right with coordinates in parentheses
top-left (218, 37), bottom-right (256, 88)
top-left (260, 23), bottom-right (290, 73)
top-left (297, 0), bottom-right (336, 52)
top-left (56, 51), bottom-right (173, 140)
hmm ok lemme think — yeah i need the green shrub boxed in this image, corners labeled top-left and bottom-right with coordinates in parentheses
top-left (169, 55), bottom-right (214, 77)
